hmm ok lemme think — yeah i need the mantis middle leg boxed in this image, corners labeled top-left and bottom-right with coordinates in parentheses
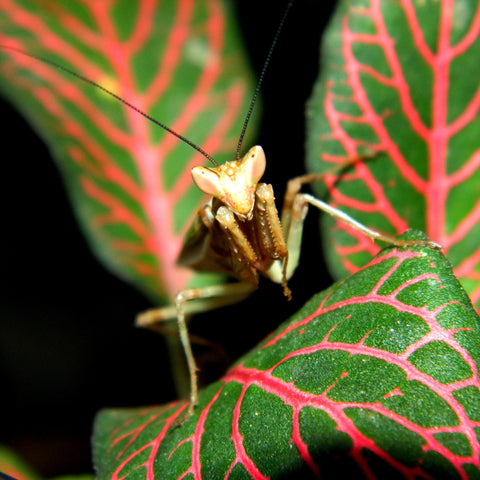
top-left (276, 170), bottom-right (441, 283)
top-left (137, 281), bottom-right (255, 415)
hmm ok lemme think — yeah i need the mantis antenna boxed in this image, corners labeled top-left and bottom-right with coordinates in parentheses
top-left (0, 44), bottom-right (219, 167)
top-left (235, 1), bottom-right (293, 161)
top-left (1, 0), bottom-right (294, 167)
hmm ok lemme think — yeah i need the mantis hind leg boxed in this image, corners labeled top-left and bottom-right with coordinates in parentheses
top-left (136, 282), bottom-right (255, 416)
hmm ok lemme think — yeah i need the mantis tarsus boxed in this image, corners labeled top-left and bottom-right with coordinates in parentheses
top-left (1, 3), bottom-right (440, 419)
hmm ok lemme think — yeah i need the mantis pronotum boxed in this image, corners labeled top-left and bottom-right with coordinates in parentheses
top-left (1, 2), bottom-right (439, 418)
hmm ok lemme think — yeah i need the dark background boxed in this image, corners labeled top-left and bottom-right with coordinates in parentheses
top-left (0, 1), bottom-right (336, 476)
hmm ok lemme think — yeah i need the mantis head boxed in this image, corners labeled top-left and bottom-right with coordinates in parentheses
top-left (191, 145), bottom-right (266, 220)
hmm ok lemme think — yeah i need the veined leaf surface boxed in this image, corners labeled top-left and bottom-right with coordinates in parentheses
top-left (93, 233), bottom-right (480, 479)
top-left (0, 0), bottom-right (256, 303)
top-left (307, 0), bottom-right (480, 307)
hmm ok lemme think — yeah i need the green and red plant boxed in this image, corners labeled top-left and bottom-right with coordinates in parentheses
top-left (308, 0), bottom-right (480, 307)
top-left (0, 0), bottom-right (480, 479)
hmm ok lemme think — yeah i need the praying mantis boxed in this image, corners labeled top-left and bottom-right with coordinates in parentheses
top-left (0, 2), bottom-right (440, 420)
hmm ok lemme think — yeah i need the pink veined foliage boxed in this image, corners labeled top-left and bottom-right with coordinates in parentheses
top-left (308, 0), bottom-right (480, 308)
top-left (93, 237), bottom-right (480, 479)
top-left (0, 0), bottom-right (480, 478)
top-left (0, 0), bottom-right (256, 304)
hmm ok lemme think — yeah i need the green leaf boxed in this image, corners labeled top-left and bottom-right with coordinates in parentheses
top-left (93, 232), bottom-right (480, 479)
top-left (0, 445), bottom-right (40, 480)
top-left (0, 0), bottom-right (257, 303)
top-left (307, 0), bottom-right (480, 308)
